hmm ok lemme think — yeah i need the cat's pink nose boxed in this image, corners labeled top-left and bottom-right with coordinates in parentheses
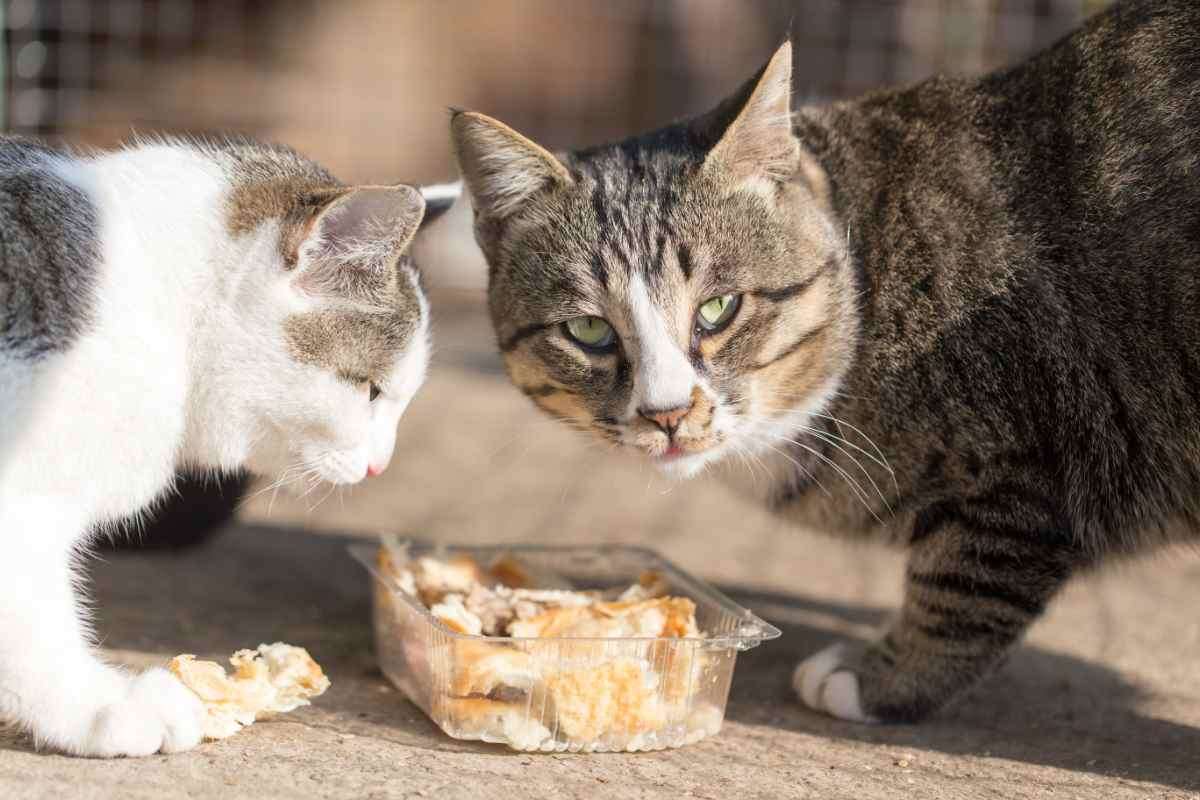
top-left (367, 463), bottom-right (384, 478)
top-left (638, 401), bottom-right (694, 439)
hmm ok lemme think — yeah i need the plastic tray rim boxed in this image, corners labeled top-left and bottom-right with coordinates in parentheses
top-left (348, 541), bottom-right (781, 650)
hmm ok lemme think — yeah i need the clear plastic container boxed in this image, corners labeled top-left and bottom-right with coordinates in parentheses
top-left (350, 542), bottom-right (780, 753)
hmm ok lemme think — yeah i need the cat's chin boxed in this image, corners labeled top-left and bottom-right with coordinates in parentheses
top-left (251, 448), bottom-right (372, 492)
top-left (652, 446), bottom-right (725, 480)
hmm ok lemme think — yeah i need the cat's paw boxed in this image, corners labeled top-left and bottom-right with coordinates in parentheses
top-left (792, 642), bottom-right (877, 723)
top-left (79, 669), bottom-right (204, 757)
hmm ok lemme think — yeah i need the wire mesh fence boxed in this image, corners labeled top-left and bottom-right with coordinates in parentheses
top-left (3, 0), bottom-right (1110, 184)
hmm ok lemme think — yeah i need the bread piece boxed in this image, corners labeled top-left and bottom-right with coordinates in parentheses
top-left (542, 658), bottom-right (666, 741)
top-left (657, 641), bottom-right (708, 705)
top-left (508, 597), bottom-right (699, 640)
top-left (443, 697), bottom-right (550, 751)
top-left (430, 593), bottom-right (484, 636)
top-left (170, 643), bottom-right (331, 740)
top-left (410, 555), bottom-right (485, 606)
top-left (462, 584), bottom-right (515, 636)
top-left (448, 639), bottom-right (538, 697)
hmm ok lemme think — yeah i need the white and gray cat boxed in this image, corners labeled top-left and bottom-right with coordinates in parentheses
top-left (0, 135), bottom-right (430, 756)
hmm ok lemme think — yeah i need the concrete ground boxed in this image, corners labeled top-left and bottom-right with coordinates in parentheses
top-left (3, 292), bottom-right (1199, 799)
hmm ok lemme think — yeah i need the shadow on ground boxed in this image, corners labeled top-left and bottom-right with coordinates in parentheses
top-left (723, 585), bottom-right (1200, 792)
top-left (6, 525), bottom-right (1196, 792)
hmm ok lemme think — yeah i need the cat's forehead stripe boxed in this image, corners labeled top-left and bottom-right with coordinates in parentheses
top-left (573, 145), bottom-right (692, 286)
top-left (678, 243), bottom-right (694, 281)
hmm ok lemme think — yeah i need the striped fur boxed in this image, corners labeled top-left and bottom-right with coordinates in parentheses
top-left (451, 0), bottom-right (1200, 723)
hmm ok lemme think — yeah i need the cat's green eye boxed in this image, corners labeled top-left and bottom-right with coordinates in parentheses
top-left (563, 316), bottom-right (616, 351)
top-left (696, 293), bottom-right (741, 333)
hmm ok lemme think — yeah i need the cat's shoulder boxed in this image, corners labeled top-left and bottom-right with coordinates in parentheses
top-left (0, 135), bottom-right (100, 361)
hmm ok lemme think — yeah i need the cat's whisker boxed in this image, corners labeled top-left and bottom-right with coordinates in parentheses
top-left (302, 459), bottom-right (340, 511)
top-left (760, 405), bottom-right (900, 499)
top-left (772, 413), bottom-right (895, 478)
top-left (738, 429), bottom-right (832, 500)
top-left (296, 465), bottom-right (327, 501)
top-left (309, 481), bottom-right (339, 514)
top-left (729, 438), bottom-right (770, 487)
top-left (799, 412), bottom-right (893, 473)
top-left (747, 445), bottom-right (781, 489)
top-left (809, 410), bottom-right (896, 485)
top-left (786, 438), bottom-right (884, 525)
top-left (267, 470), bottom-right (310, 515)
top-left (245, 460), bottom-right (312, 515)
top-left (798, 426), bottom-right (894, 516)
top-left (241, 469), bottom-right (296, 508)
top-left (736, 442), bottom-right (773, 489)
top-left (728, 443), bottom-right (757, 487)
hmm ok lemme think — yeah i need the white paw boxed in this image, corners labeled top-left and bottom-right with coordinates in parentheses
top-left (792, 643), bottom-right (875, 723)
top-left (80, 669), bottom-right (204, 757)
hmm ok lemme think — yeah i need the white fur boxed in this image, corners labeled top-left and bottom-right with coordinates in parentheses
top-left (623, 272), bottom-right (696, 417)
top-left (792, 643), bottom-right (873, 723)
top-left (613, 293), bottom-right (845, 487)
top-left (609, 273), bottom-right (743, 481)
top-left (0, 144), bottom-right (428, 757)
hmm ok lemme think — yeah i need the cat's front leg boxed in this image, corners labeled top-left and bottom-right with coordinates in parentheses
top-left (793, 503), bottom-right (1073, 722)
top-left (0, 505), bottom-right (204, 756)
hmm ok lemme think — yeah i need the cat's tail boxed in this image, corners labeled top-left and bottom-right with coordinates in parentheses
top-left (412, 180), bottom-right (487, 289)
top-left (419, 180), bottom-right (461, 224)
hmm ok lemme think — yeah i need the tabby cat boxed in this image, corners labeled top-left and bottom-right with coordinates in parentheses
top-left (0, 136), bottom-right (429, 756)
top-left (444, 0), bottom-right (1200, 722)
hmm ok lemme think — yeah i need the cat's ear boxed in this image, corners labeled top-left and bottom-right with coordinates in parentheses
top-left (697, 41), bottom-right (801, 188)
top-left (451, 110), bottom-right (573, 221)
top-left (294, 185), bottom-right (425, 286)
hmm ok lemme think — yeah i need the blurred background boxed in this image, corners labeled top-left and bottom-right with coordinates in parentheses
top-left (1, 0), bottom-right (1111, 291)
top-left (1, 1), bottom-right (1111, 571)
top-left (2, 0), bottom-right (1112, 184)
